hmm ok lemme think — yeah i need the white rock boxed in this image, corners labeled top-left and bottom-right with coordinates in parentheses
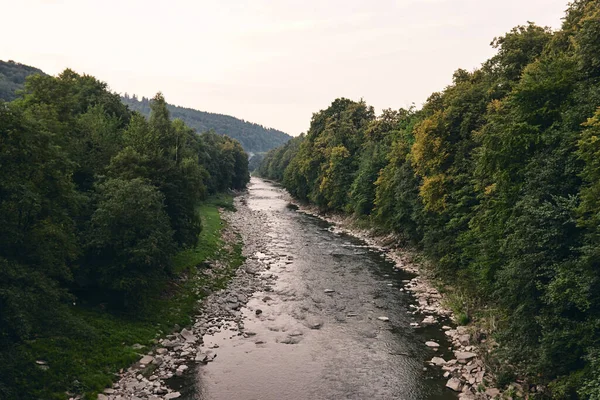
top-left (454, 351), bottom-right (477, 361)
top-left (324, 289), bottom-right (335, 293)
top-left (458, 334), bottom-right (470, 346)
top-left (139, 355), bottom-right (154, 365)
top-left (446, 377), bottom-right (463, 392)
top-left (165, 393), bottom-right (182, 399)
top-left (377, 316), bottom-right (390, 322)
top-left (430, 357), bottom-right (447, 366)
top-left (425, 341), bottom-right (440, 348)
top-left (180, 328), bottom-right (197, 343)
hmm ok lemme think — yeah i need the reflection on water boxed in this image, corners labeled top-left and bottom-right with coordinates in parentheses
top-left (188, 178), bottom-right (457, 400)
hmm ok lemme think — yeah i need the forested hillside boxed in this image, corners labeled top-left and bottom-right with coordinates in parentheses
top-left (0, 60), bottom-right (46, 101)
top-left (0, 60), bottom-right (292, 154)
top-left (122, 94), bottom-right (291, 153)
top-left (259, 1), bottom-right (600, 397)
top-left (0, 69), bottom-right (249, 399)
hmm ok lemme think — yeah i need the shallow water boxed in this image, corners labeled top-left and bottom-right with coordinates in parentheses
top-left (181, 178), bottom-right (457, 400)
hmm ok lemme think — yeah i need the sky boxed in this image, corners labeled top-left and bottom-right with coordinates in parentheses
top-left (1, 0), bottom-right (569, 135)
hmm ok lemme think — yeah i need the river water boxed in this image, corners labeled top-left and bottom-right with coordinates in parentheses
top-left (181, 178), bottom-right (457, 400)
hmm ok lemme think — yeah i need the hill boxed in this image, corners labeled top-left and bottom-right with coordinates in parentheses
top-left (0, 60), bottom-right (291, 153)
top-left (0, 60), bottom-right (46, 101)
top-left (122, 94), bottom-right (291, 153)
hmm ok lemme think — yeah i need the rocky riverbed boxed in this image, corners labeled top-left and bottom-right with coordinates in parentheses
top-left (293, 197), bottom-right (505, 399)
top-left (94, 177), bottom-right (505, 400)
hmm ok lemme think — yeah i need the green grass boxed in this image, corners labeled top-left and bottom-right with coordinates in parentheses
top-left (5, 194), bottom-right (244, 400)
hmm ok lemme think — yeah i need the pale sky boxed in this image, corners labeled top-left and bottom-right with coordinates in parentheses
top-left (1, 0), bottom-right (568, 135)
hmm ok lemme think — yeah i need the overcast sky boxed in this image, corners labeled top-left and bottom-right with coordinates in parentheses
top-left (1, 0), bottom-right (568, 135)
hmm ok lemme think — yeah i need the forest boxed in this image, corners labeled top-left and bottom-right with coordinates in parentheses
top-left (0, 60), bottom-right (46, 102)
top-left (0, 69), bottom-right (249, 398)
top-left (122, 94), bottom-right (291, 154)
top-left (0, 60), bottom-right (291, 155)
top-left (258, 1), bottom-right (600, 397)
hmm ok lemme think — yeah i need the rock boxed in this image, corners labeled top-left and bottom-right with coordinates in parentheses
top-left (454, 351), bottom-right (477, 362)
top-left (139, 355), bottom-right (154, 365)
top-left (324, 289), bottom-right (335, 293)
top-left (175, 364), bottom-right (188, 376)
top-left (425, 341), bottom-right (440, 348)
top-left (430, 357), bottom-right (447, 366)
top-left (422, 315), bottom-right (436, 325)
top-left (164, 393), bottom-right (182, 400)
top-left (442, 325), bottom-right (452, 330)
top-left (155, 348), bottom-right (168, 355)
top-left (485, 388), bottom-right (501, 398)
top-left (97, 395), bottom-right (108, 400)
top-left (446, 377), bottom-right (463, 392)
top-left (131, 343), bottom-right (144, 350)
top-left (377, 316), bottom-right (390, 322)
top-left (103, 388), bottom-right (115, 394)
top-left (180, 328), bottom-right (198, 343)
top-left (458, 334), bottom-right (470, 346)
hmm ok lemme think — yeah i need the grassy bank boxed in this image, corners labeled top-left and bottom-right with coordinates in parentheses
top-left (3, 194), bottom-right (243, 400)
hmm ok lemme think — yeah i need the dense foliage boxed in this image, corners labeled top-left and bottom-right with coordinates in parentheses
top-left (0, 60), bottom-right (46, 102)
top-left (0, 70), bottom-right (248, 398)
top-left (122, 94), bottom-right (291, 153)
top-left (0, 61), bottom-right (291, 154)
top-left (259, 2), bottom-right (600, 397)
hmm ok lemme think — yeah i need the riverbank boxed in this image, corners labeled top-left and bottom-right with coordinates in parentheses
top-left (288, 198), bottom-right (508, 400)
top-left (96, 190), bottom-right (282, 400)
top-left (4, 195), bottom-right (241, 400)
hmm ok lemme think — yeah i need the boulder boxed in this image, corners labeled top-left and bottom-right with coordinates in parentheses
top-left (180, 328), bottom-right (196, 343)
top-left (139, 355), bottom-right (153, 365)
top-left (458, 334), bottom-right (470, 346)
top-left (454, 351), bottom-right (477, 362)
top-left (425, 341), bottom-right (440, 348)
top-left (430, 357), bottom-right (447, 366)
top-left (445, 377), bottom-right (463, 392)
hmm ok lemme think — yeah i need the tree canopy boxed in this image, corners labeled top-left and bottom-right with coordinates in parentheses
top-left (0, 69), bottom-right (249, 398)
top-left (259, 2), bottom-right (600, 396)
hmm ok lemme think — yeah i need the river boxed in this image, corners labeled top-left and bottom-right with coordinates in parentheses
top-left (175, 177), bottom-right (457, 400)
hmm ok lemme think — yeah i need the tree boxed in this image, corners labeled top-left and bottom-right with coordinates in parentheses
top-left (85, 178), bottom-right (175, 309)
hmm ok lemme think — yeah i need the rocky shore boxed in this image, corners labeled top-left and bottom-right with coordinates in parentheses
top-left (292, 201), bottom-right (505, 400)
top-left (90, 194), bottom-right (279, 400)
top-left (91, 183), bottom-right (507, 400)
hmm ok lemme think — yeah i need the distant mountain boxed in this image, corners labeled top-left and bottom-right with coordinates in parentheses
top-left (0, 60), bottom-right (291, 154)
top-left (0, 60), bottom-right (46, 101)
top-left (122, 95), bottom-right (291, 154)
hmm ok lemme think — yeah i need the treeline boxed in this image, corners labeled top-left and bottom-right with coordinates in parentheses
top-left (0, 70), bottom-right (248, 397)
top-left (122, 94), bottom-right (292, 153)
top-left (259, 1), bottom-right (599, 397)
